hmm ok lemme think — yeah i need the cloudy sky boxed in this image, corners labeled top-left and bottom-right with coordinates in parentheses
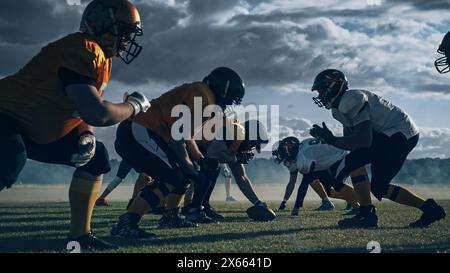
top-left (1, 0), bottom-right (449, 158)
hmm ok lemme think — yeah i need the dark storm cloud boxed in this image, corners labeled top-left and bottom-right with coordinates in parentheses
top-left (388, 0), bottom-right (450, 10)
top-left (0, 0), bottom-right (449, 96)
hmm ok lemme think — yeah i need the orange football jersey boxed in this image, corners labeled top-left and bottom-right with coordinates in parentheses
top-left (131, 82), bottom-right (216, 142)
top-left (0, 32), bottom-right (111, 144)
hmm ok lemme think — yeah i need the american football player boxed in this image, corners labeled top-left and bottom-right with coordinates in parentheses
top-left (310, 69), bottom-right (446, 228)
top-left (0, 0), bottom-right (150, 250)
top-left (435, 31), bottom-right (450, 74)
top-left (182, 118), bottom-right (271, 223)
top-left (222, 164), bottom-right (237, 202)
top-left (273, 137), bottom-right (361, 216)
top-left (110, 67), bottom-right (246, 237)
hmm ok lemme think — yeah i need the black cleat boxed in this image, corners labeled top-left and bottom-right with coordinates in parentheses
top-left (409, 199), bottom-right (446, 228)
top-left (315, 200), bottom-right (335, 211)
top-left (158, 208), bottom-right (197, 228)
top-left (343, 207), bottom-right (360, 216)
top-left (67, 231), bottom-right (117, 251)
top-left (278, 201), bottom-right (287, 211)
top-left (185, 209), bottom-right (215, 224)
top-left (204, 206), bottom-right (225, 221)
top-left (338, 205), bottom-right (378, 228)
top-left (291, 207), bottom-right (299, 216)
top-left (111, 213), bottom-right (156, 239)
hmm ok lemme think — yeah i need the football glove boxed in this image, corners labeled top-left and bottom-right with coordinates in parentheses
top-left (71, 132), bottom-right (96, 167)
top-left (235, 152), bottom-right (254, 164)
top-left (278, 200), bottom-right (287, 211)
top-left (124, 91), bottom-right (151, 116)
top-left (309, 122), bottom-right (337, 145)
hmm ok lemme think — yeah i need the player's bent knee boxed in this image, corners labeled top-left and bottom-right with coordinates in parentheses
top-left (79, 141), bottom-right (111, 176)
top-left (139, 184), bottom-right (163, 208)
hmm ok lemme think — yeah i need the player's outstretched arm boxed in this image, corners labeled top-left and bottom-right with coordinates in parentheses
top-left (228, 162), bottom-right (260, 204)
top-left (66, 84), bottom-right (150, 127)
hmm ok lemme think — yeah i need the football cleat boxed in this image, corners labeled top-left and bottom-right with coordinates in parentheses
top-left (338, 205), bottom-right (378, 228)
top-left (226, 196), bottom-right (237, 202)
top-left (95, 198), bottom-right (110, 207)
top-left (158, 208), bottom-right (197, 228)
top-left (291, 207), bottom-right (299, 216)
top-left (110, 213), bottom-right (156, 239)
top-left (343, 207), bottom-right (360, 216)
top-left (204, 206), bottom-right (225, 221)
top-left (315, 200), bottom-right (335, 211)
top-left (409, 199), bottom-right (446, 228)
top-left (67, 231), bottom-right (117, 251)
top-left (278, 200), bottom-right (287, 211)
top-left (185, 209), bottom-right (215, 224)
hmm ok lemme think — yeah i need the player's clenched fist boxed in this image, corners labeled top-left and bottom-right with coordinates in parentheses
top-left (123, 91), bottom-right (151, 116)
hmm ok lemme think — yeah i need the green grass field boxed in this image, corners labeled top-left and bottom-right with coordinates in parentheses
top-left (0, 201), bottom-right (449, 253)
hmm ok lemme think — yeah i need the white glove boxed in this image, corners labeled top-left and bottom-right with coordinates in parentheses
top-left (124, 91), bottom-right (151, 116)
top-left (71, 132), bottom-right (96, 167)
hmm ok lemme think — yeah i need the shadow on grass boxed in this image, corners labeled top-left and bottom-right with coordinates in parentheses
top-left (315, 240), bottom-right (450, 253)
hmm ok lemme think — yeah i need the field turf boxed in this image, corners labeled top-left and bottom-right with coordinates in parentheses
top-left (0, 201), bottom-right (449, 253)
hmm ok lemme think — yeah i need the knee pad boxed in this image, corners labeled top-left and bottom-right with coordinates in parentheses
top-left (371, 183), bottom-right (389, 201)
top-left (80, 141), bottom-right (111, 176)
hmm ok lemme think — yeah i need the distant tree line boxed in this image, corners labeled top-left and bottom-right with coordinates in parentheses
top-left (17, 157), bottom-right (450, 185)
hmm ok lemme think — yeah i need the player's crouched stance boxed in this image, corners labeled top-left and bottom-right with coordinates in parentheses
top-left (110, 67), bottom-right (246, 238)
top-left (0, 0), bottom-right (150, 249)
top-left (273, 137), bottom-right (361, 217)
top-left (310, 69), bottom-right (446, 228)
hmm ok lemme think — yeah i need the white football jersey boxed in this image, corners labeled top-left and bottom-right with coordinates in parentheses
top-left (283, 138), bottom-right (347, 174)
top-left (332, 89), bottom-right (418, 139)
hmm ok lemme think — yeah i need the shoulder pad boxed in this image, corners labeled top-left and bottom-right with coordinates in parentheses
top-left (338, 90), bottom-right (368, 117)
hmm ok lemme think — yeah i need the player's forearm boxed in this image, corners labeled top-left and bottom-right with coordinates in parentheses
top-left (86, 101), bottom-right (134, 127)
top-left (235, 176), bottom-right (259, 204)
top-left (168, 139), bottom-right (197, 176)
top-left (283, 174), bottom-right (297, 200)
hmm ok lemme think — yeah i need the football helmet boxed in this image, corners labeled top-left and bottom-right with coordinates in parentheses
top-left (203, 67), bottom-right (245, 109)
top-left (311, 69), bottom-right (348, 109)
top-left (435, 31), bottom-right (450, 74)
top-left (275, 136), bottom-right (300, 163)
top-left (239, 120), bottom-right (269, 153)
top-left (80, 0), bottom-right (143, 64)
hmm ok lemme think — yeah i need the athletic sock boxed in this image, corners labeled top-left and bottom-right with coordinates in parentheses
top-left (69, 177), bottom-right (102, 238)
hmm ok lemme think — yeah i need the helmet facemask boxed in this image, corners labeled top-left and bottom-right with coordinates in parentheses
top-left (312, 74), bottom-right (348, 109)
top-left (114, 21), bottom-right (143, 64)
top-left (435, 32), bottom-right (450, 74)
